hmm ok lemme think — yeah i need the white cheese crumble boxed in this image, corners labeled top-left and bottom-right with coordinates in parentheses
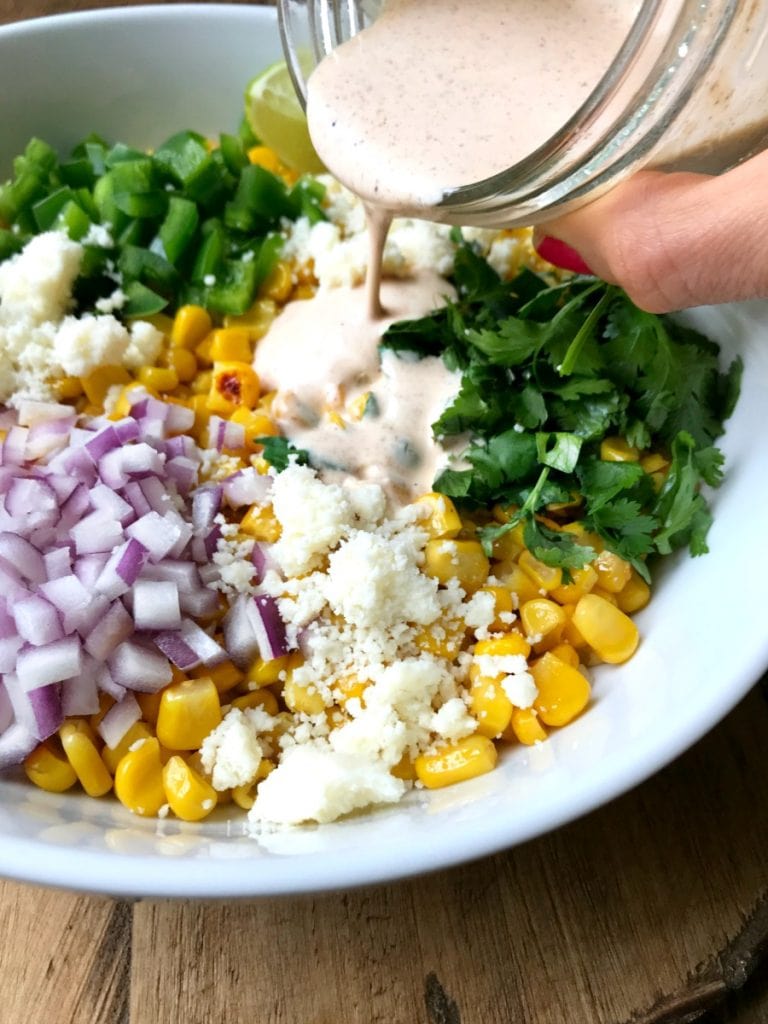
top-left (200, 707), bottom-right (273, 791)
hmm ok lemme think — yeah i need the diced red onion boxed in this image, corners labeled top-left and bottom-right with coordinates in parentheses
top-left (0, 635), bottom-right (23, 674)
top-left (138, 475), bottom-right (177, 516)
top-left (25, 418), bottom-right (74, 460)
top-left (40, 573), bottom-right (91, 616)
top-left (179, 586), bottom-right (219, 619)
top-left (153, 630), bottom-right (200, 670)
top-left (222, 468), bottom-right (271, 509)
top-left (57, 482), bottom-right (91, 533)
top-left (164, 404), bottom-right (195, 436)
top-left (0, 683), bottom-right (12, 734)
top-left (179, 619), bottom-right (226, 667)
top-left (50, 445), bottom-right (98, 486)
top-left (208, 415), bottom-right (245, 452)
top-left (75, 552), bottom-right (110, 590)
top-left (2, 426), bottom-right (29, 466)
top-left (67, 594), bottom-right (112, 638)
top-left (89, 483), bottom-right (134, 525)
top-left (164, 456), bottom-right (198, 495)
top-left (251, 541), bottom-right (280, 583)
top-left (192, 485), bottom-right (222, 533)
top-left (163, 435), bottom-right (197, 460)
top-left (126, 511), bottom-right (183, 563)
top-left (222, 595), bottom-right (259, 668)
top-left (16, 636), bottom-right (82, 689)
top-left (96, 664), bottom-right (126, 702)
top-left (249, 594), bottom-right (289, 662)
top-left (13, 594), bottom-right (63, 646)
top-left (44, 546), bottom-right (72, 580)
top-left (108, 639), bottom-right (172, 693)
top-left (94, 538), bottom-right (149, 598)
top-left (70, 509), bottom-right (124, 555)
top-left (112, 417), bottom-right (141, 444)
top-left (121, 481), bottom-right (151, 518)
top-left (16, 400), bottom-right (74, 428)
top-left (97, 692), bottom-right (141, 749)
top-left (142, 559), bottom-right (201, 591)
top-left (191, 526), bottom-right (221, 564)
top-left (197, 563), bottom-right (220, 586)
top-left (5, 477), bottom-right (58, 533)
top-left (0, 721), bottom-right (38, 769)
top-left (61, 671), bottom-right (100, 717)
top-left (132, 579), bottom-right (181, 631)
top-left (84, 600), bottom-right (134, 660)
top-left (84, 424), bottom-right (122, 462)
top-left (0, 533), bottom-right (47, 584)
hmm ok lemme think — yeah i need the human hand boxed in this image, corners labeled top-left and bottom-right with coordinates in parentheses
top-left (534, 149), bottom-right (768, 314)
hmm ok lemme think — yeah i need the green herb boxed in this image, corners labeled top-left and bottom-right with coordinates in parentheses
top-left (255, 436), bottom-right (310, 472)
top-left (384, 235), bottom-right (741, 580)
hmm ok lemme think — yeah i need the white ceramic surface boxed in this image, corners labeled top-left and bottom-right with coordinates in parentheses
top-left (0, 4), bottom-right (766, 899)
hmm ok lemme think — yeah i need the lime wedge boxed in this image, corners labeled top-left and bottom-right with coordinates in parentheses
top-left (244, 60), bottom-right (326, 175)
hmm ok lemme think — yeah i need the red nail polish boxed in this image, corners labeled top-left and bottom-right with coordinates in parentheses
top-left (535, 236), bottom-right (594, 276)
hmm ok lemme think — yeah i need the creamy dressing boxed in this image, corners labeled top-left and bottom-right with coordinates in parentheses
top-left (254, 271), bottom-right (460, 501)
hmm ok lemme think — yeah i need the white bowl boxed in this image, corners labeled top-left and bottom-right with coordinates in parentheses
top-left (0, 4), bottom-right (766, 898)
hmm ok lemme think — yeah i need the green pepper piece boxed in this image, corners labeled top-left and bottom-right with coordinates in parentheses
top-left (0, 167), bottom-right (49, 222)
top-left (183, 151), bottom-right (231, 208)
top-left (53, 200), bottom-right (92, 241)
top-left (191, 220), bottom-right (226, 282)
top-left (202, 257), bottom-right (259, 316)
top-left (105, 142), bottom-right (149, 167)
top-left (119, 244), bottom-right (179, 292)
top-left (93, 172), bottom-right (131, 235)
top-left (152, 195), bottom-right (199, 265)
top-left (114, 191), bottom-right (168, 219)
top-left (289, 177), bottom-right (326, 224)
top-left (153, 131), bottom-right (209, 184)
top-left (0, 228), bottom-right (23, 262)
top-left (15, 138), bottom-right (58, 177)
top-left (251, 232), bottom-right (284, 291)
top-left (237, 115), bottom-right (260, 149)
top-left (32, 186), bottom-right (77, 231)
top-left (59, 158), bottom-right (96, 190)
top-left (219, 133), bottom-right (248, 175)
top-left (70, 132), bottom-right (110, 159)
top-left (84, 141), bottom-right (108, 176)
top-left (117, 219), bottom-right (149, 247)
top-left (122, 280), bottom-right (169, 317)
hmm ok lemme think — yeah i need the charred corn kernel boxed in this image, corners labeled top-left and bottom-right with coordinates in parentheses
top-left (81, 365), bottom-right (131, 405)
top-left (549, 642), bottom-right (580, 668)
top-left (246, 653), bottom-right (296, 688)
top-left (240, 503), bottom-right (281, 542)
top-left (478, 585), bottom-right (515, 632)
top-left (616, 569), bottom-right (651, 613)
top-left (415, 492), bottom-right (462, 539)
top-left (167, 347), bottom-right (197, 383)
top-left (415, 735), bottom-right (498, 790)
top-left (102, 721), bottom-right (154, 774)
top-left (531, 652), bottom-right (591, 726)
top-left (156, 676), bottom-right (222, 751)
top-left (224, 298), bottom-right (278, 342)
top-left (55, 376), bottom-right (83, 400)
top-left (90, 693), bottom-right (115, 730)
top-left (600, 436), bottom-right (640, 462)
top-left (209, 327), bottom-right (253, 363)
top-left (423, 539), bottom-right (489, 591)
top-left (470, 677), bottom-right (513, 738)
top-left (499, 563), bottom-right (541, 606)
top-left (24, 740), bottom-right (78, 793)
top-left (137, 366), bottom-right (178, 392)
top-left (248, 145), bottom-right (281, 172)
top-left (136, 690), bottom-right (163, 725)
top-left (518, 549), bottom-right (562, 592)
top-left (162, 756), bottom-right (218, 822)
top-left (231, 689), bottom-right (280, 716)
top-left (507, 707), bottom-right (548, 745)
top-left (114, 737), bottom-right (166, 817)
top-left (594, 550), bottom-right (632, 593)
top-left (229, 408), bottom-right (279, 452)
top-left (191, 659), bottom-right (243, 694)
top-left (391, 754), bottom-right (418, 781)
top-left (172, 304), bottom-right (212, 350)
top-left (59, 720), bottom-right (113, 797)
top-left (283, 674), bottom-right (327, 716)
top-left (412, 620), bottom-right (464, 659)
top-left (520, 599), bottom-right (567, 646)
top-left (572, 593), bottom-right (639, 663)
top-left (550, 564), bottom-right (598, 604)
top-left (208, 361), bottom-right (260, 415)
top-left (259, 261), bottom-right (293, 303)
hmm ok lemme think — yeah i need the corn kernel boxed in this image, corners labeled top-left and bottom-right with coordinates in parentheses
top-left (162, 755), bottom-right (218, 822)
top-left (172, 305), bottom-right (212, 350)
top-left (498, 563), bottom-right (541, 606)
top-left (414, 492), bottom-right (462, 539)
top-left (207, 361), bottom-right (260, 415)
top-left (506, 707), bottom-right (548, 745)
top-left (156, 676), bottom-right (222, 750)
top-left (283, 674), bottom-right (327, 716)
top-left (616, 569), bottom-right (651, 613)
top-left (519, 598), bottom-right (567, 647)
top-left (415, 735), bottom-right (498, 789)
top-left (331, 674), bottom-right (370, 709)
top-left (240, 503), bottom-right (282, 542)
top-left (594, 550), bottom-right (632, 593)
top-left (423, 538), bottom-right (489, 591)
top-left (209, 327), bottom-right (253, 363)
top-left (518, 549), bottom-right (562, 592)
top-left (224, 298), bottom-right (278, 342)
top-left (81, 366), bottom-right (131, 406)
top-left (137, 366), bottom-right (178, 393)
top-left (230, 407), bottom-right (279, 451)
top-left (600, 436), bottom-right (640, 462)
top-left (391, 754), bottom-right (418, 781)
top-left (245, 653), bottom-right (296, 688)
top-left (188, 659), bottom-right (242, 694)
top-left (259, 261), bottom-right (293, 303)
top-left (167, 347), bottom-right (197, 383)
top-left (55, 376), bottom-right (83, 400)
top-left (469, 677), bottom-right (513, 738)
top-left (24, 740), bottom-right (78, 793)
top-left (136, 690), bottom-right (163, 725)
top-left (248, 145), bottom-right (281, 173)
top-left (114, 737), bottom-right (166, 816)
top-left (550, 564), bottom-right (598, 604)
top-left (102, 721), bottom-right (155, 774)
top-left (412, 620), bottom-right (465, 659)
top-left (59, 720), bottom-right (113, 797)
top-left (572, 593), bottom-right (640, 664)
top-left (474, 585), bottom-right (514, 632)
top-left (471, 633), bottom-right (531, 684)
top-left (548, 642), bottom-right (580, 668)
top-left (231, 689), bottom-right (280, 717)
top-left (531, 652), bottom-right (591, 727)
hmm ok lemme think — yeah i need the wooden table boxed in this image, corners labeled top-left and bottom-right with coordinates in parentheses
top-left (2, 1), bottom-right (768, 1021)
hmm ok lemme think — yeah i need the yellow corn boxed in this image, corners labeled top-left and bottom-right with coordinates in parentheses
top-left (490, 527), bottom-right (524, 567)
top-left (162, 755), bottom-right (218, 822)
top-left (209, 327), bottom-right (253, 363)
top-left (137, 366), bottom-right (178, 393)
top-left (171, 305), bottom-right (212, 350)
top-left (506, 707), bottom-right (548, 745)
top-left (245, 653), bottom-right (297, 688)
top-left (55, 376), bottom-right (83, 400)
top-left (194, 334), bottom-right (214, 368)
top-left (114, 737), bottom-right (166, 817)
top-left (283, 673), bottom-right (327, 716)
top-left (240, 503), bottom-right (282, 542)
top-left (188, 394), bottom-right (210, 439)
top-left (229, 407), bottom-right (279, 452)
top-left (102, 721), bottom-right (155, 774)
top-left (231, 782), bottom-right (257, 810)
top-left (477, 585), bottom-right (515, 632)
top-left (248, 145), bottom-right (282, 173)
top-left (531, 652), bottom-right (591, 726)
top-left (135, 690), bottom-right (163, 726)
top-left (571, 593), bottom-right (640, 664)
top-left (331, 674), bottom-right (370, 709)
top-left (231, 689), bottom-right (280, 717)
top-left (548, 642), bottom-right (581, 668)
top-left (144, 312), bottom-right (174, 337)
top-left (391, 754), bottom-right (418, 781)
top-left (600, 436), bottom-right (640, 462)
top-left (259, 261), bottom-right (294, 303)
top-left (81, 365), bottom-right (131, 406)
top-left (594, 550), bottom-right (632, 593)
top-left (560, 603), bottom-right (589, 651)
top-left (518, 549), bottom-right (562, 592)
top-left (224, 298), bottom-right (278, 343)
top-left (192, 368), bottom-right (213, 393)
top-left (640, 452), bottom-right (669, 491)
top-left (167, 347), bottom-right (197, 383)
top-left (423, 538), bottom-right (490, 591)
top-left (550, 564), bottom-right (598, 605)
top-left (470, 633), bottom-right (531, 684)
top-left (207, 361), bottom-right (260, 416)
top-left (616, 569), bottom-right (651, 613)
top-left (415, 735), bottom-right (498, 789)
top-left (414, 492), bottom-right (462, 539)
top-left (59, 720), bottom-right (113, 797)
top-left (156, 676), bottom-right (222, 750)
top-left (519, 598), bottom-right (567, 647)
top-left (498, 563), bottom-right (542, 606)
top-left (24, 740), bottom-right (78, 793)
top-left (412, 620), bottom-right (465, 659)
top-left (191, 659), bottom-right (243, 694)
top-left (469, 677), bottom-right (513, 738)
top-left (89, 693), bottom-right (115, 730)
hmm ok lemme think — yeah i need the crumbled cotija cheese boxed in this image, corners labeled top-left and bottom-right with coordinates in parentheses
top-left (200, 707), bottom-right (274, 790)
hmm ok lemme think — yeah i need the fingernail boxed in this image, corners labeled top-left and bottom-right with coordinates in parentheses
top-left (535, 236), bottom-right (594, 276)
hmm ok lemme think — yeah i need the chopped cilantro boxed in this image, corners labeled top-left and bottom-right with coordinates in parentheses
top-left (255, 436), bottom-right (310, 472)
top-left (385, 234), bottom-right (742, 579)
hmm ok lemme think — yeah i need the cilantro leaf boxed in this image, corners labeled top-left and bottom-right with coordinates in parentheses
top-left (255, 436), bottom-right (310, 472)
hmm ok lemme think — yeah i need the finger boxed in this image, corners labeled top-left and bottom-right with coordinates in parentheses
top-left (535, 150), bottom-right (768, 313)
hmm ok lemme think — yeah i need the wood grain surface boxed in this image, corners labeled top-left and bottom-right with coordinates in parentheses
top-left (1, 2), bottom-right (768, 1022)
